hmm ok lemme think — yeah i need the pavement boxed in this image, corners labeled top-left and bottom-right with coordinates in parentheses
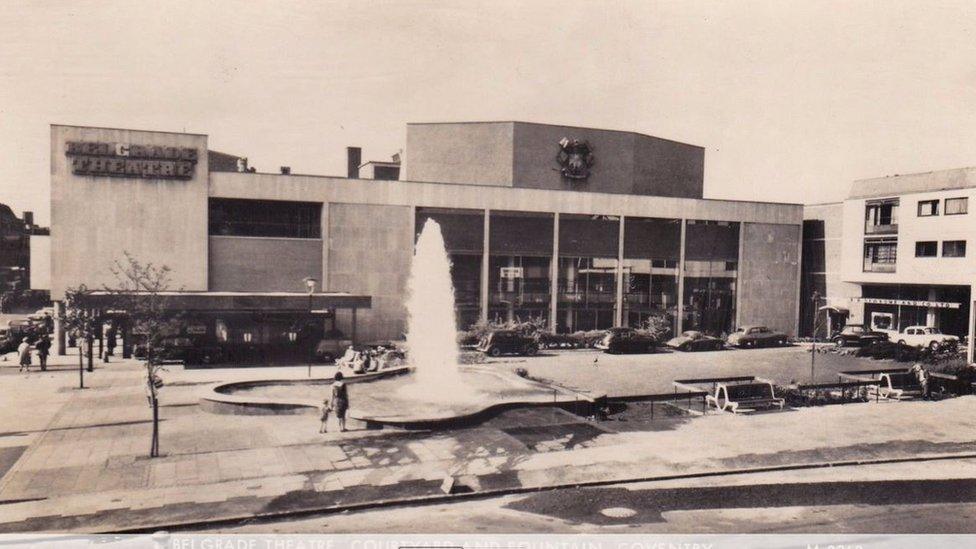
top-left (0, 346), bottom-right (974, 533)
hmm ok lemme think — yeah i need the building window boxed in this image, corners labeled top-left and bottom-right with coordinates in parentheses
top-left (208, 198), bottom-right (322, 238)
top-left (915, 241), bottom-right (937, 257)
top-left (943, 240), bottom-right (967, 257)
top-left (945, 197), bottom-right (968, 215)
top-left (917, 200), bottom-right (939, 217)
top-left (863, 238), bottom-right (897, 272)
top-left (864, 199), bottom-right (899, 234)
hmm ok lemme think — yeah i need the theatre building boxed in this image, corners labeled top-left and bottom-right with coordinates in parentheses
top-left (801, 167), bottom-right (976, 361)
top-left (50, 122), bottom-right (801, 364)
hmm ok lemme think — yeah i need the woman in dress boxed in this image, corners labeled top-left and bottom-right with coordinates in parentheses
top-left (321, 371), bottom-right (349, 433)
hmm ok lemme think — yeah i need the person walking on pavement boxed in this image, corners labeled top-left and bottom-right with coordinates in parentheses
top-left (320, 371), bottom-right (349, 433)
top-left (17, 338), bottom-right (31, 372)
top-left (35, 335), bottom-right (51, 371)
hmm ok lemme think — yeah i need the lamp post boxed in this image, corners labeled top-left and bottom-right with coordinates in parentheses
top-left (810, 291), bottom-right (821, 383)
top-left (303, 277), bottom-right (317, 377)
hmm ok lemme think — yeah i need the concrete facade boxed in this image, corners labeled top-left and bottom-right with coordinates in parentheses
top-left (736, 222), bottom-right (802, 336)
top-left (50, 125), bottom-right (209, 299)
top-left (406, 122), bottom-right (704, 198)
top-left (328, 203), bottom-right (413, 341)
top-left (208, 236), bottom-right (322, 292)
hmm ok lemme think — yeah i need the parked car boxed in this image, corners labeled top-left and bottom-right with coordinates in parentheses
top-left (595, 327), bottom-right (659, 354)
top-left (133, 336), bottom-right (225, 365)
top-left (726, 325), bottom-right (788, 348)
top-left (476, 329), bottom-right (539, 357)
top-left (887, 325), bottom-right (960, 350)
top-left (666, 330), bottom-right (725, 352)
top-left (832, 325), bottom-right (888, 347)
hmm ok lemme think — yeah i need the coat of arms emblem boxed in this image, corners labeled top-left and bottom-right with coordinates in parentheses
top-left (556, 138), bottom-right (594, 180)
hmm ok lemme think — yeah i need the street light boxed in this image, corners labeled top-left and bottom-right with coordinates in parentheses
top-left (303, 277), bottom-right (317, 377)
top-left (810, 291), bottom-right (821, 383)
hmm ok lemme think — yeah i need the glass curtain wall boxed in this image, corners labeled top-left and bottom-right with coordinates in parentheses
top-left (622, 217), bottom-right (680, 335)
top-left (487, 211), bottom-right (554, 326)
top-left (557, 214), bottom-right (619, 333)
top-left (415, 208), bottom-right (484, 331)
top-left (683, 220), bottom-right (740, 336)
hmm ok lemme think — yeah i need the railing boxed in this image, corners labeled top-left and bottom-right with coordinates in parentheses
top-left (864, 223), bottom-right (898, 235)
top-left (557, 291), bottom-right (616, 304)
top-left (863, 259), bottom-right (896, 273)
top-left (490, 291), bottom-right (551, 305)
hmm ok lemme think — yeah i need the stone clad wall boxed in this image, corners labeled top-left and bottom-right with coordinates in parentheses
top-left (328, 203), bottom-right (413, 342)
top-left (737, 222), bottom-right (801, 336)
top-left (50, 125), bottom-right (209, 299)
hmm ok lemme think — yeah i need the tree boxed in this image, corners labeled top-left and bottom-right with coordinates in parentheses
top-left (60, 285), bottom-right (99, 388)
top-left (107, 252), bottom-right (183, 458)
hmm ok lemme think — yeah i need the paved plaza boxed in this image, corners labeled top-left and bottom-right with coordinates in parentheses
top-left (0, 346), bottom-right (974, 532)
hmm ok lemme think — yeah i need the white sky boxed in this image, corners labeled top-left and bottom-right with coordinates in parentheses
top-left (2, 0), bottom-right (976, 226)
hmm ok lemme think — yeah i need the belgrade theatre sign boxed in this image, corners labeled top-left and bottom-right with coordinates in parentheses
top-left (66, 140), bottom-right (198, 179)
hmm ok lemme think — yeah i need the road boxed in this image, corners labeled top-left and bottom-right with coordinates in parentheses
top-left (214, 457), bottom-right (976, 534)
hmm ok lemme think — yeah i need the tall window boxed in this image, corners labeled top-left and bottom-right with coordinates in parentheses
top-left (945, 197), bottom-right (968, 215)
top-left (915, 241), bottom-right (937, 257)
top-left (864, 199), bottom-right (899, 234)
top-left (209, 198), bottom-right (321, 238)
top-left (943, 240), bottom-right (967, 257)
top-left (917, 200), bottom-right (939, 217)
top-left (864, 238), bottom-right (897, 272)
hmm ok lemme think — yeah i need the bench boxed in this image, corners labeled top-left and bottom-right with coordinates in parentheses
top-left (706, 381), bottom-right (785, 414)
top-left (871, 372), bottom-right (923, 400)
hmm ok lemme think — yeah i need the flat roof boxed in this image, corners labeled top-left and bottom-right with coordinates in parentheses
top-left (83, 291), bottom-right (371, 311)
top-left (407, 120), bottom-right (704, 149)
top-left (849, 166), bottom-right (976, 200)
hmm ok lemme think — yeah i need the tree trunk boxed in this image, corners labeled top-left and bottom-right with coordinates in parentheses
top-left (86, 336), bottom-right (94, 372)
top-left (150, 395), bottom-right (159, 457)
top-left (78, 346), bottom-right (84, 389)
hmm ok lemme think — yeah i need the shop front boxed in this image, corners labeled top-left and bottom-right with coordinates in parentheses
top-left (858, 285), bottom-right (970, 338)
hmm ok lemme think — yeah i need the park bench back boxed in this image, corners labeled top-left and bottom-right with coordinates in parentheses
top-left (725, 382), bottom-right (775, 402)
top-left (885, 372), bottom-right (920, 390)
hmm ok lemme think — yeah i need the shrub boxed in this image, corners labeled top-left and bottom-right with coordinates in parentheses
top-left (855, 341), bottom-right (920, 362)
top-left (635, 314), bottom-right (673, 342)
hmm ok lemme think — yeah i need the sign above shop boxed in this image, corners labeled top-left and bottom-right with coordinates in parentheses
top-left (65, 140), bottom-right (197, 180)
top-left (500, 267), bottom-right (523, 279)
top-left (853, 297), bottom-right (960, 309)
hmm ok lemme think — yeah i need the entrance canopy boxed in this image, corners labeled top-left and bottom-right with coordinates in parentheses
top-left (82, 291), bottom-right (371, 312)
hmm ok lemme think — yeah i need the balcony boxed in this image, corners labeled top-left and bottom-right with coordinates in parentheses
top-left (490, 291), bottom-right (551, 305)
top-left (864, 223), bottom-right (898, 235)
top-left (863, 259), bottom-right (896, 273)
top-left (558, 291), bottom-right (617, 304)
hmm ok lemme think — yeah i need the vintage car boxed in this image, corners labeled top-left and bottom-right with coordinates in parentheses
top-left (595, 327), bottom-right (659, 354)
top-left (832, 325), bottom-right (888, 347)
top-left (133, 336), bottom-right (225, 365)
top-left (726, 325), bottom-right (788, 348)
top-left (476, 330), bottom-right (539, 357)
top-left (666, 330), bottom-right (725, 352)
top-left (887, 325), bottom-right (960, 350)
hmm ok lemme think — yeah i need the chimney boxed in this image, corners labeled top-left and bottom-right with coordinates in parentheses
top-left (347, 147), bottom-right (361, 179)
top-left (280, 166), bottom-right (291, 175)
top-left (22, 211), bottom-right (33, 227)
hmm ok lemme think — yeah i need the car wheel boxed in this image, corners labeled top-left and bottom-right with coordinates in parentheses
top-left (929, 340), bottom-right (941, 351)
top-left (778, 338), bottom-right (787, 346)
top-left (524, 345), bottom-right (538, 356)
top-left (833, 337), bottom-right (844, 347)
top-left (488, 347), bottom-right (502, 358)
top-left (898, 339), bottom-right (906, 345)
top-left (715, 341), bottom-right (724, 351)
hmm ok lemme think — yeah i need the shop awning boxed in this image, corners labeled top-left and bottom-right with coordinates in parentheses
top-left (81, 291), bottom-right (371, 312)
top-left (818, 305), bottom-right (850, 314)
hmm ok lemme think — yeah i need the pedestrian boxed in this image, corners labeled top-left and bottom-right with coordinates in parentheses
top-left (17, 338), bottom-right (31, 372)
top-left (319, 397), bottom-right (330, 433)
top-left (35, 335), bottom-right (51, 372)
top-left (321, 371), bottom-right (349, 433)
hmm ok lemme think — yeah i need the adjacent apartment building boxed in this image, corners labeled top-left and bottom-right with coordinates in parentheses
top-left (802, 167), bottom-right (976, 361)
top-left (49, 122), bottom-right (802, 365)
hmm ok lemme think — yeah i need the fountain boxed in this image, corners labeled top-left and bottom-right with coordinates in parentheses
top-left (203, 219), bottom-right (599, 428)
top-left (397, 218), bottom-right (478, 402)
